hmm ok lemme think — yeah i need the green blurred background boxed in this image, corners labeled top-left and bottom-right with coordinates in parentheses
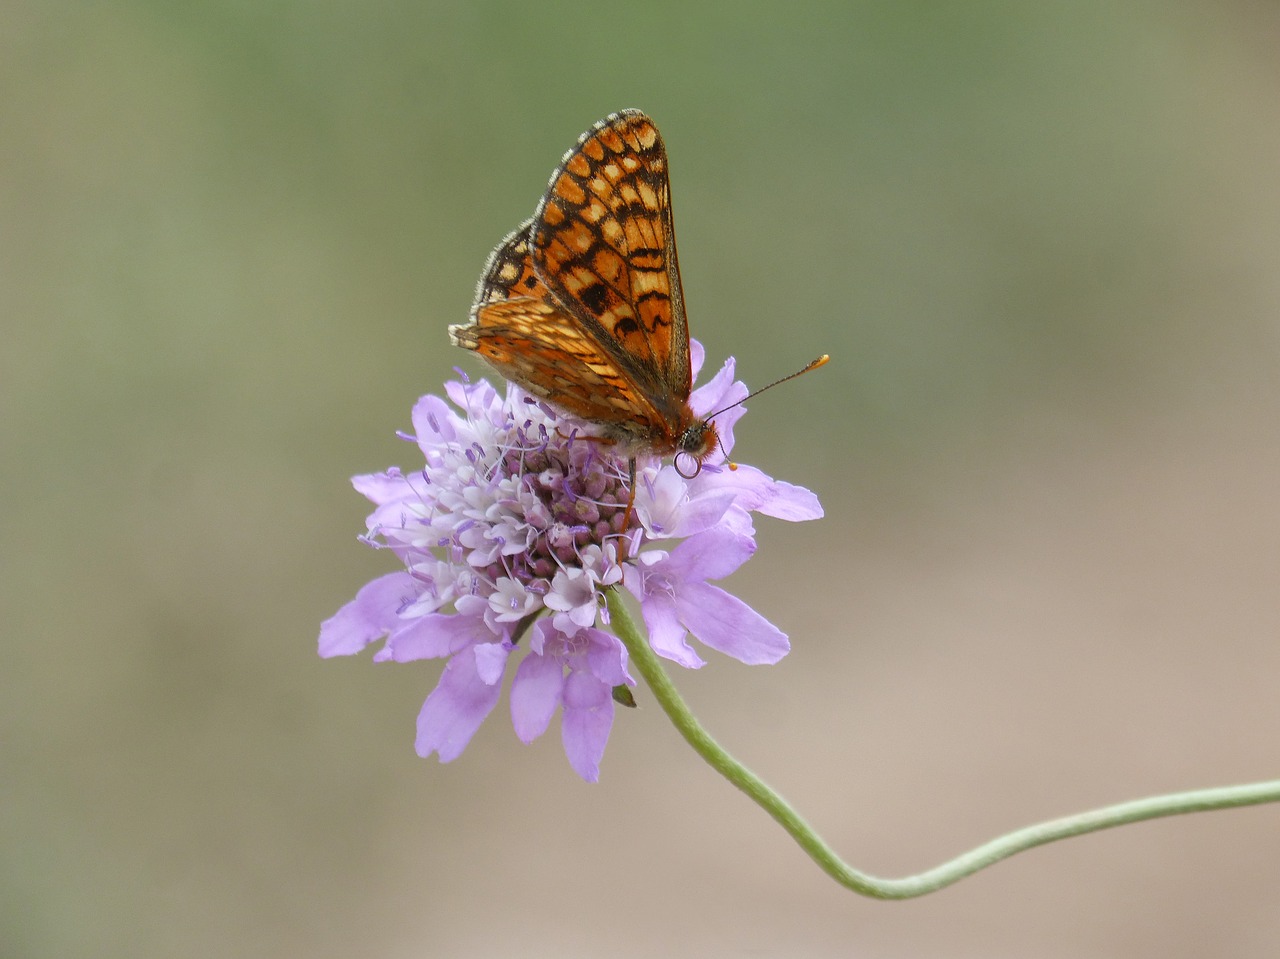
top-left (5, 2), bottom-right (1278, 957)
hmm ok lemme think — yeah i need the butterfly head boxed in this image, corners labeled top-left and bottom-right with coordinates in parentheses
top-left (673, 417), bottom-right (719, 479)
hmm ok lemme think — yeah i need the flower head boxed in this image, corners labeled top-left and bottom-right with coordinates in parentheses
top-left (319, 343), bottom-right (822, 780)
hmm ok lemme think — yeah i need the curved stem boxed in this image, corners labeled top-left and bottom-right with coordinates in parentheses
top-left (605, 589), bottom-right (1280, 899)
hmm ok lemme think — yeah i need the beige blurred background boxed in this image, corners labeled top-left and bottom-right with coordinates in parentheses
top-left (4, 3), bottom-right (1279, 957)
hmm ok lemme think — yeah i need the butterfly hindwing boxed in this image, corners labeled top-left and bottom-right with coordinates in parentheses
top-left (458, 297), bottom-right (668, 438)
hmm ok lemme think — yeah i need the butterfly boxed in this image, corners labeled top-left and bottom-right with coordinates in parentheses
top-left (449, 109), bottom-right (713, 513)
top-left (449, 109), bottom-right (826, 528)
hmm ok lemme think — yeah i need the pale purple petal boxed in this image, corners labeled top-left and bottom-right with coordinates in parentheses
top-left (318, 571), bottom-right (416, 657)
top-left (689, 358), bottom-right (747, 456)
top-left (544, 568), bottom-right (598, 630)
top-left (584, 629), bottom-right (633, 688)
top-left (756, 478), bottom-right (824, 520)
top-left (453, 593), bottom-right (489, 621)
top-left (474, 640), bottom-right (511, 685)
top-left (637, 468), bottom-right (737, 539)
top-left (702, 464), bottom-right (824, 521)
top-left (665, 528), bottom-right (755, 582)
top-left (709, 409), bottom-right (747, 463)
top-left (445, 377), bottom-right (503, 426)
top-left (706, 502), bottom-right (757, 539)
top-left (411, 393), bottom-right (461, 448)
top-left (560, 670), bottom-right (614, 782)
top-left (630, 584), bottom-right (704, 668)
top-left (362, 495), bottom-right (425, 541)
top-left (667, 488), bottom-right (739, 538)
top-left (577, 544), bottom-right (622, 588)
top-left (689, 356), bottom-right (739, 417)
top-left (487, 576), bottom-right (539, 622)
top-left (689, 338), bottom-right (706, 378)
top-left (676, 582), bottom-right (790, 665)
top-left (381, 611), bottom-right (492, 662)
top-left (510, 648), bottom-right (564, 742)
top-left (352, 469), bottom-right (417, 507)
top-left (416, 645), bottom-right (505, 762)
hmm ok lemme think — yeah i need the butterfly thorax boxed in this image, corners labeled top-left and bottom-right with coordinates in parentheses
top-left (594, 406), bottom-right (716, 464)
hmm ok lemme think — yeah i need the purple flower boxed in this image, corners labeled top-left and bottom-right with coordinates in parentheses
top-left (318, 342), bottom-right (823, 780)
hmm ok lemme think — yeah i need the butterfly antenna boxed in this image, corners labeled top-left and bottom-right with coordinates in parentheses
top-left (704, 354), bottom-right (830, 423)
top-left (708, 354), bottom-right (829, 471)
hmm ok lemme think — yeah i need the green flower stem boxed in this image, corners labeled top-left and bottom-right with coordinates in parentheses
top-left (604, 588), bottom-right (1280, 899)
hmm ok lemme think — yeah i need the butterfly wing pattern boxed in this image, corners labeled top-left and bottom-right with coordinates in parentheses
top-left (449, 110), bottom-right (717, 473)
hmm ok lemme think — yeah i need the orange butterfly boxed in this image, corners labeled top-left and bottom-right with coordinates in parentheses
top-left (449, 109), bottom-right (824, 526)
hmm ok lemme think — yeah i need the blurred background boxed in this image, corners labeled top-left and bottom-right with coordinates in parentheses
top-left (4, 2), bottom-right (1279, 957)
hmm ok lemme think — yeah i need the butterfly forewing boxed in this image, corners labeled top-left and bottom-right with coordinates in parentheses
top-left (531, 110), bottom-right (691, 409)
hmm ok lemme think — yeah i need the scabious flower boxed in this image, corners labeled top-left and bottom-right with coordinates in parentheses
top-left (318, 342), bottom-right (822, 781)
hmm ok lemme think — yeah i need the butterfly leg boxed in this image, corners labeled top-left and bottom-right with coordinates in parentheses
top-left (622, 456), bottom-right (638, 536)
